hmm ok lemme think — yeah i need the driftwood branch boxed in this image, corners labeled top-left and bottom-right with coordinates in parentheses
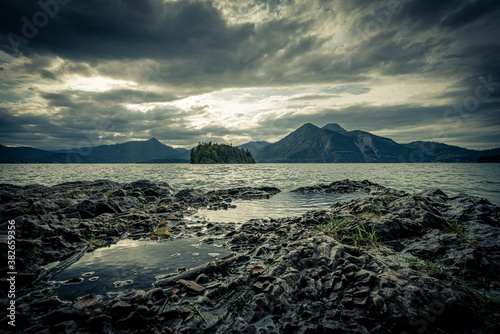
top-left (154, 253), bottom-right (241, 287)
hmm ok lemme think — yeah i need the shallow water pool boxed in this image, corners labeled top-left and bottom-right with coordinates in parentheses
top-left (51, 238), bottom-right (231, 301)
top-left (189, 191), bottom-right (370, 224)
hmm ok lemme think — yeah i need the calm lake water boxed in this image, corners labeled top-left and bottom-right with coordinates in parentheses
top-left (1, 163), bottom-right (499, 205)
top-left (51, 238), bottom-right (231, 301)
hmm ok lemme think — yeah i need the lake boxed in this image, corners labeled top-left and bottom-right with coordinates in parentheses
top-left (1, 163), bottom-right (499, 205)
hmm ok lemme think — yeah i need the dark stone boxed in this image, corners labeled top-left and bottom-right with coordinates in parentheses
top-left (110, 301), bottom-right (134, 319)
top-left (75, 200), bottom-right (97, 218)
top-left (31, 200), bottom-right (60, 215)
top-left (146, 288), bottom-right (165, 302)
top-left (110, 189), bottom-right (126, 197)
top-left (96, 202), bottom-right (117, 215)
top-left (108, 197), bottom-right (139, 212)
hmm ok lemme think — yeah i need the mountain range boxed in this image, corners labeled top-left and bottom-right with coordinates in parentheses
top-left (0, 138), bottom-right (189, 163)
top-left (1, 124), bottom-right (499, 163)
top-left (255, 123), bottom-right (500, 163)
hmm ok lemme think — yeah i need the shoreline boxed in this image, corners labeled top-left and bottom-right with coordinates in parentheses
top-left (1, 179), bottom-right (499, 333)
top-left (1, 163), bottom-right (499, 207)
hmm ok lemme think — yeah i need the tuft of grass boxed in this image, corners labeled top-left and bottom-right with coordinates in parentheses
top-left (359, 204), bottom-right (383, 218)
top-left (442, 217), bottom-right (468, 239)
top-left (264, 251), bottom-right (275, 265)
top-left (80, 234), bottom-right (104, 249)
top-left (314, 217), bottom-right (351, 238)
top-left (459, 281), bottom-right (500, 327)
top-left (137, 203), bottom-right (145, 208)
top-left (348, 223), bottom-right (395, 255)
top-left (25, 246), bottom-right (43, 261)
top-left (372, 205), bottom-right (382, 216)
top-left (17, 206), bottom-right (30, 214)
top-left (405, 256), bottom-right (446, 275)
top-left (161, 200), bottom-right (173, 207)
top-left (352, 224), bottom-right (379, 247)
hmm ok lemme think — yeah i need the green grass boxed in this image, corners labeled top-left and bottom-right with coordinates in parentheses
top-left (460, 281), bottom-right (500, 327)
top-left (17, 206), bottom-right (30, 214)
top-left (80, 234), bottom-right (104, 249)
top-left (314, 217), bottom-right (351, 238)
top-left (25, 246), bottom-right (43, 261)
top-left (264, 251), bottom-right (275, 265)
top-left (348, 223), bottom-right (395, 255)
top-left (442, 217), bottom-right (468, 239)
top-left (405, 256), bottom-right (446, 275)
top-left (359, 204), bottom-right (383, 218)
top-left (352, 224), bottom-right (379, 247)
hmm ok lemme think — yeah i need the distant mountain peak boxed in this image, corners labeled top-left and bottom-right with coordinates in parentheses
top-left (298, 123), bottom-right (320, 130)
top-left (147, 137), bottom-right (161, 143)
top-left (238, 141), bottom-right (271, 156)
top-left (322, 123), bottom-right (348, 134)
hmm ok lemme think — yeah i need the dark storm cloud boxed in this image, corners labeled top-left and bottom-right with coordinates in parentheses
top-left (442, 0), bottom-right (500, 28)
top-left (401, 0), bottom-right (461, 27)
top-left (0, 0), bottom-right (253, 60)
top-left (40, 92), bottom-right (87, 109)
top-left (40, 69), bottom-right (56, 80)
top-left (0, 0), bottom-right (332, 88)
top-left (1, 0), bottom-right (497, 84)
top-left (3, 0), bottom-right (493, 89)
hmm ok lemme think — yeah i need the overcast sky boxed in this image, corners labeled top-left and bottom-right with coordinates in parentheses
top-left (1, 0), bottom-right (499, 150)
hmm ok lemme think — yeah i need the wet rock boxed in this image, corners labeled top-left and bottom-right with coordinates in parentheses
top-left (95, 201), bottom-right (117, 215)
top-left (52, 320), bottom-right (78, 333)
top-left (209, 186), bottom-right (281, 201)
top-left (291, 179), bottom-right (403, 196)
top-left (3, 179), bottom-right (499, 334)
top-left (108, 196), bottom-right (139, 212)
top-left (74, 294), bottom-right (103, 309)
top-left (110, 189), bottom-right (127, 197)
top-left (73, 200), bottom-right (97, 218)
top-left (110, 301), bottom-right (134, 319)
top-left (147, 288), bottom-right (165, 301)
top-left (31, 200), bottom-right (60, 215)
top-left (0, 201), bottom-right (31, 220)
top-left (175, 188), bottom-right (208, 205)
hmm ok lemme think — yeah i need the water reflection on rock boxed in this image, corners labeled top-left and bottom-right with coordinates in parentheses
top-left (51, 238), bottom-right (231, 300)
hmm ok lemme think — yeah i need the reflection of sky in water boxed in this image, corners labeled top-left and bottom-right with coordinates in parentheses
top-left (189, 192), bottom-right (370, 224)
top-left (51, 238), bottom-right (231, 301)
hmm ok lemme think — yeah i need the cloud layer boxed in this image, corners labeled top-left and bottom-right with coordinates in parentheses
top-left (0, 0), bottom-right (499, 150)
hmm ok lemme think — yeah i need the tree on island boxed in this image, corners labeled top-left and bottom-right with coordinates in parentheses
top-left (190, 142), bottom-right (256, 164)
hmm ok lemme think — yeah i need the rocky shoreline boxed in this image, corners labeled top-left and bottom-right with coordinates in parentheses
top-left (1, 179), bottom-right (499, 333)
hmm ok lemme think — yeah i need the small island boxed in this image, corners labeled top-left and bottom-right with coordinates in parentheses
top-left (190, 142), bottom-right (256, 164)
